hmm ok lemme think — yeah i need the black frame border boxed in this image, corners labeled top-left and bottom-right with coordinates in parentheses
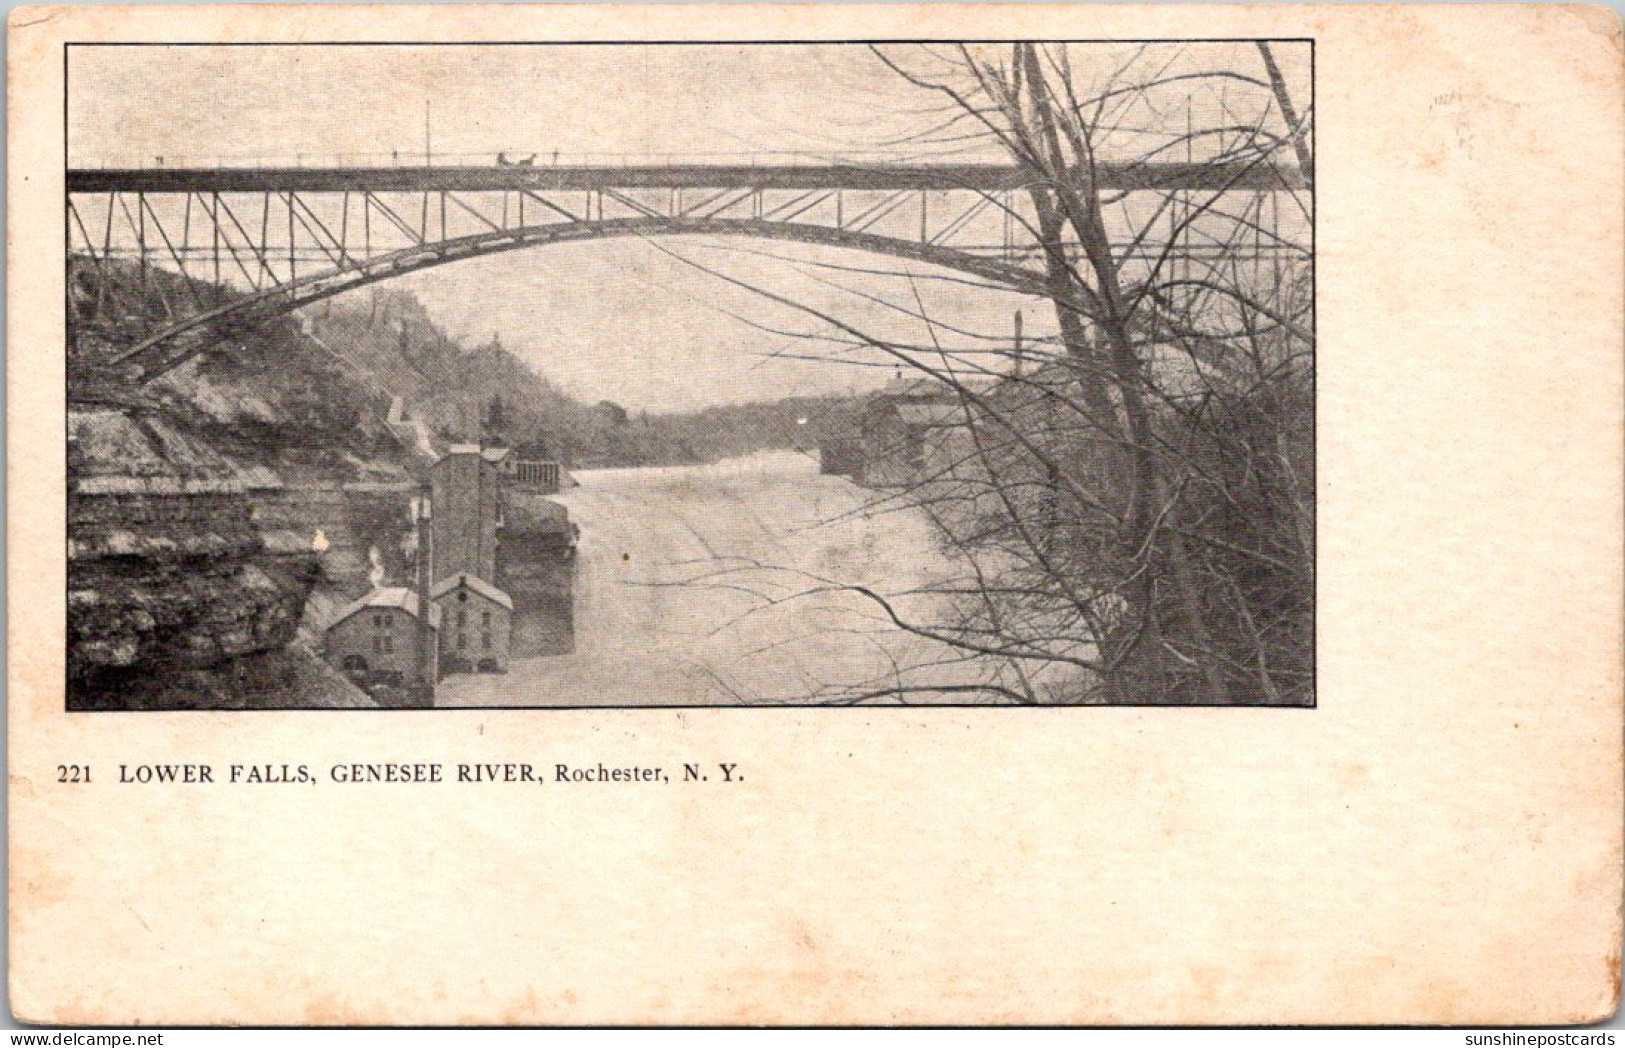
top-left (63, 37), bottom-right (1316, 712)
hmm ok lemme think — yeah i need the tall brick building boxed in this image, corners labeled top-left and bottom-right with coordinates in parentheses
top-left (429, 445), bottom-right (505, 583)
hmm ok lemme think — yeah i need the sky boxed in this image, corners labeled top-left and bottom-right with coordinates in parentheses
top-left (69, 43), bottom-right (1310, 412)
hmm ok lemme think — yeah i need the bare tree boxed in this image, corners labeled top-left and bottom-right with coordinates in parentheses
top-left (860, 41), bottom-right (1314, 703)
top-left (642, 41), bottom-right (1313, 704)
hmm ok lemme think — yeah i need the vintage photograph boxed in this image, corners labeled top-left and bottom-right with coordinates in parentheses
top-left (65, 40), bottom-right (1314, 709)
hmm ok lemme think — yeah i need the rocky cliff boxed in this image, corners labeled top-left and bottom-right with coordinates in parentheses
top-left (66, 395), bottom-right (362, 708)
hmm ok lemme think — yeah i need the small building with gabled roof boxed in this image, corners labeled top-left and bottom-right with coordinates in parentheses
top-left (431, 572), bottom-right (513, 674)
top-left (858, 377), bottom-right (993, 488)
top-left (323, 586), bottom-right (440, 687)
top-left (510, 440), bottom-right (565, 494)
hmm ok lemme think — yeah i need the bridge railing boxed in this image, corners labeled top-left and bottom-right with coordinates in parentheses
top-left (68, 148), bottom-right (979, 171)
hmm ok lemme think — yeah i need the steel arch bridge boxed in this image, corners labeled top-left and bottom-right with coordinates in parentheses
top-left (66, 160), bottom-right (1309, 383)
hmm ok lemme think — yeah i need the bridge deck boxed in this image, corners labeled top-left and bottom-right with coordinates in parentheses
top-left (68, 161), bottom-right (1307, 195)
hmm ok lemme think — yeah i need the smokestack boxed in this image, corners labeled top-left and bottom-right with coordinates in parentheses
top-left (1012, 310), bottom-right (1025, 379)
top-left (414, 485), bottom-right (435, 694)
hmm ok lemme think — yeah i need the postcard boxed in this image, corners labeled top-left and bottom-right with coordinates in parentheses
top-left (8, 4), bottom-right (1621, 1026)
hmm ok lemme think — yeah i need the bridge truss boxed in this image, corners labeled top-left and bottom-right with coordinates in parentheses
top-left (66, 162), bottom-right (1310, 383)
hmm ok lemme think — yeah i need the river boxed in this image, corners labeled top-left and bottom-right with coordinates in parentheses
top-left (436, 450), bottom-right (998, 706)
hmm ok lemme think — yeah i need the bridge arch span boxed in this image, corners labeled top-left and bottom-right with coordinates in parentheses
top-left (113, 217), bottom-right (1051, 382)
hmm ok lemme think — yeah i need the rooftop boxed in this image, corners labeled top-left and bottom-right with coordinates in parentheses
top-left (430, 572), bottom-right (515, 611)
top-left (436, 444), bottom-right (511, 469)
top-left (875, 375), bottom-right (999, 400)
top-left (329, 587), bottom-right (442, 630)
top-left (896, 402), bottom-right (972, 427)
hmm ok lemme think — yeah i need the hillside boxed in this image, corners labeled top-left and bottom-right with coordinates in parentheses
top-left (299, 288), bottom-right (865, 469)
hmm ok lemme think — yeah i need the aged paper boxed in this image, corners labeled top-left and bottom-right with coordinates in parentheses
top-left (8, 3), bottom-right (1622, 1026)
